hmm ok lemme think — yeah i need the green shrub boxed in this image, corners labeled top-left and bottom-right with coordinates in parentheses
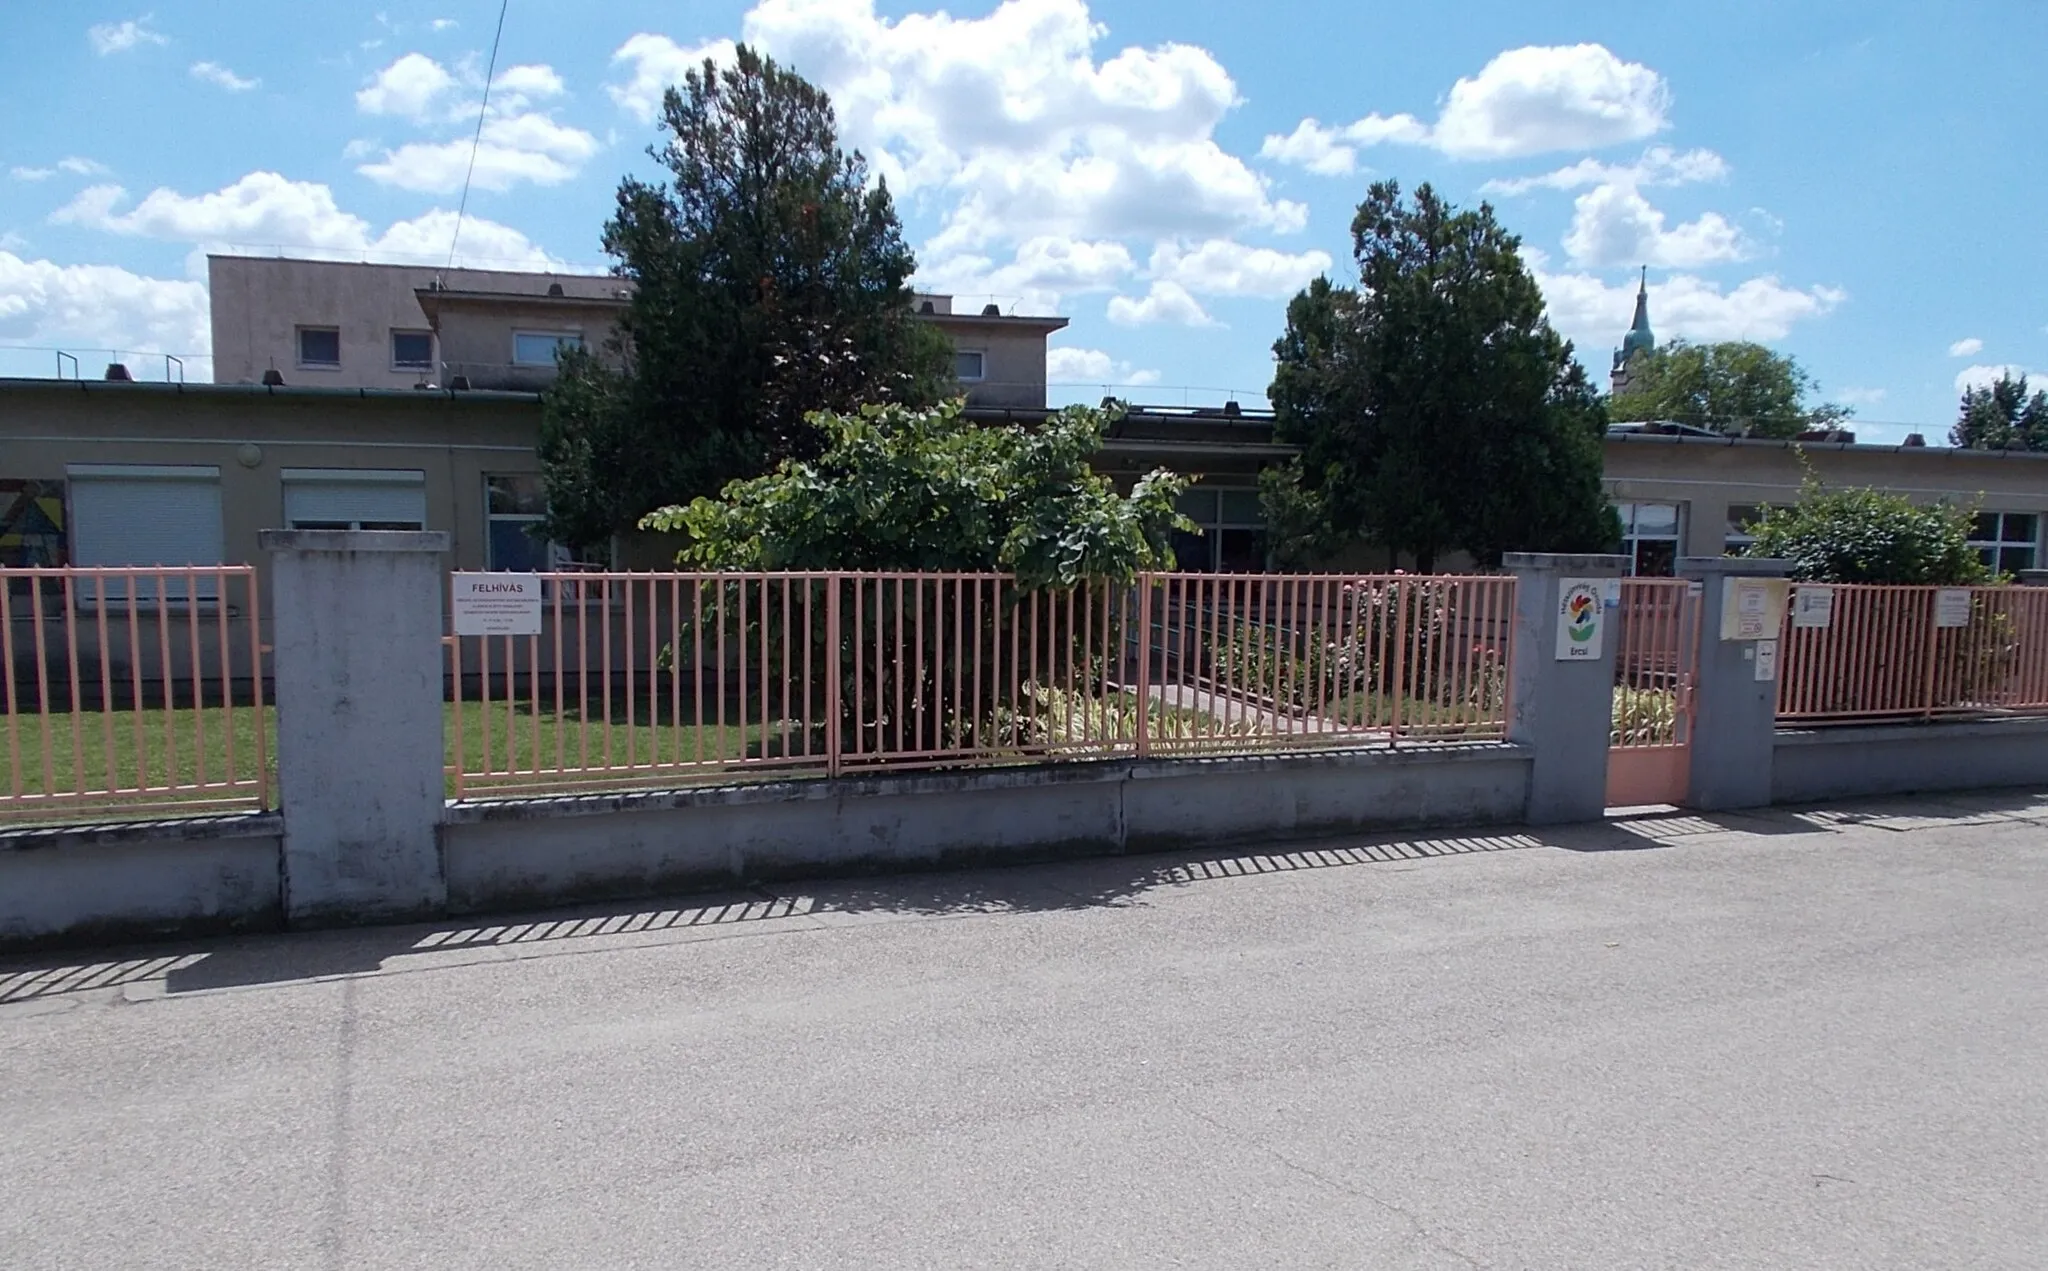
top-left (1746, 477), bottom-right (1991, 585)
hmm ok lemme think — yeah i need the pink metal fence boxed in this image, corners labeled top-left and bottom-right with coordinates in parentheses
top-left (1, 566), bottom-right (270, 820)
top-left (445, 570), bottom-right (1518, 798)
top-left (1776, 584), bottom-right (2048, 723)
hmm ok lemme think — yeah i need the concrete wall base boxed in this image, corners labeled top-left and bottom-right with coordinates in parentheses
top-left (442, 744), bottom-right (1533, 916)
top-left (0, 815), bottom-right (283, 951)
top-left (1773, 718), bottom-right (2048, 804)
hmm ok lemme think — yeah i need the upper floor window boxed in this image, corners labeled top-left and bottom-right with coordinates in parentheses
top-left (297, 326), bottom-right (341, 369)
top-left (1970, 512), bottom-right (2039, 575)
top-left (1617, 502), bottom-right (1682, 576)
top-left (391, 329), bottom-right (434, 372)
top-left (953, 349), bottom-right (986, 382)
top-left (513, 331), bottom-right (583, 366)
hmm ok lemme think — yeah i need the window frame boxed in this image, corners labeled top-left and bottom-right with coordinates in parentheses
top-left (390, 328), bottom-right (435, 373)
top-left (1616, 501), bottom-right (1685, 577)
top-left (63, 463), bottom-right (226, 607)
top-left (1968, 511), bottom-right (2040, 576)
top-left (280, 468), bottom-right (428, 533)
top-left (1171, 484), bottom-right (1268, 573)
top-left (511, 330), bottom-right (584, 367)
top-left (952, 349), bottom-right (987, 383)
top-left (295, 325), bottom-right (342, 371)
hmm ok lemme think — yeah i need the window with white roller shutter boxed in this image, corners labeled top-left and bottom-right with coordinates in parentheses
top-left (65, 464), bottom-right (226, 602)
top-left (281, 469), bottom-right (427, 531)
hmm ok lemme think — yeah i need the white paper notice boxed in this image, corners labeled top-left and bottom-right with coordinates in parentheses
top-left (452, 573), bottom-right (543, 636)
top-left (1934, 589), bottom-right (1973, 629)
top-left (1791, 586), bottom-right (1835, 630)
top-left (1754, 638), bottom-right (1779, 682)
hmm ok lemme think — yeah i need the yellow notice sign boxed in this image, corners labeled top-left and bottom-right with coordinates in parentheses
top-left (1720, 576), bottom-right (1789, 641)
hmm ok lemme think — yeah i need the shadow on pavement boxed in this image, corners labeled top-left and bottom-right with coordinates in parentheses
top-left (4, 789), bottom-right (2040, 1003)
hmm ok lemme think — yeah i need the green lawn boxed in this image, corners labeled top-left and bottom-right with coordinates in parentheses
top-left (1, 703), bottom-right (760, 813)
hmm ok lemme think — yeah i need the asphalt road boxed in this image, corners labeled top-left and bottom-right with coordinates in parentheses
top-left (6, 791), bottom-right (2048, 1270)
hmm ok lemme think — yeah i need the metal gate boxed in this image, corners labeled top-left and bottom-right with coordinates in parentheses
top-left (1607, 578), bottom-right (1702, 807)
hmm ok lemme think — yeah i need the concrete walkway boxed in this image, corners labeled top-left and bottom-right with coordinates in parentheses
top-left (6, 790), bottom-right (2048, 1269)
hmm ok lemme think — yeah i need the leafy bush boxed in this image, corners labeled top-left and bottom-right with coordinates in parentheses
top-left (1611, 686), bottom-right (1677, 746)
top-left (1746, 478), bottom-right (1991, 585)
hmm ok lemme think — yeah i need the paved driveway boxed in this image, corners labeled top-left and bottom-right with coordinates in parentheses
top-left (6, 791), bottom-right (2048, 1269)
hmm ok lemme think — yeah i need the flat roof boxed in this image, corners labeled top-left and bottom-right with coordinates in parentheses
top-left (1606, 428), bottom-right (2048, 463)
top-left (0, 377), bottom-right (542, 404)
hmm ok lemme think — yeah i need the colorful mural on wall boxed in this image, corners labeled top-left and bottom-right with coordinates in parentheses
top-left (0, 480), bottom-right (67, 568)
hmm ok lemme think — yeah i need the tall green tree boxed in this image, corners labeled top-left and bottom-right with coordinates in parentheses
top-left (1609, 339), bottom-right (1850, 439)
top-left (538, 44), bottom-right (951, 550)
top-left (1264, 181), bottom-right (1617, 571)
top-left (1951, 372), bottom-right (2048, 451)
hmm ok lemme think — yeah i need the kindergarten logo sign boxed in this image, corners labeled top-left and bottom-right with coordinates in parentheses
top-left (1554, 578), bottom-right (1605, 661)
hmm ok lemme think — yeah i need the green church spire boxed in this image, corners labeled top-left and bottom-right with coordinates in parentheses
top-left (1621, 266), bottom-right (1654, 359)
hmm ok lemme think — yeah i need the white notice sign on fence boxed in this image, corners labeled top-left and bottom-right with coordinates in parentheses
top-left (1791, 586), bottom-right (1835, 630)
top-left (1934, 588), bottom-right (1973, 629)
top-left (452, 573), bottom-right (542, 636)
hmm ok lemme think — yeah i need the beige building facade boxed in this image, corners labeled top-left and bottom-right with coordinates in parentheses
top-left (206, 255), bottom-right (1066, 406)
top-left (1603, 431), bottom-right (2048, 576)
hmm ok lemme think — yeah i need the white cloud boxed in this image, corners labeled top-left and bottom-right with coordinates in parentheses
top-left (190, 61), bottom-right (259, 92)
top-left (49, 171), bottom-right (572, 271)
top-left (430, 18), bottom-right (459, 32)
top-left (1955, 364), bottom-right (2036, 394)
top-left (609, 33), bottom-right (737, 122)
top-left (10, 167), bottom-right (52, 182)
top-left (341, 138), bottom-right (379, 160)
top-left (1148, 239), bottom-right (1330, 299)
top-left (1835, 387), bottom-right (1887, 407)
top-left (492, 64), bottom-right (567, 103)
top-left (1107, 280), bottom-right (1214, 327)
top-left (87, 17), bottom-right (167, 56)
top-left (1433, 44), bottom-right (1669, 159)
top-left (0, 250), bottom-right (209, 358)
top-left (1535, 266), bottom-right (1844, 355)
top-left (356, 52), bottom-right (458, 122)
top-left (1481, 145), bottom-right (1727, 196)
top-left (1263, 43), bottom-right (1667, 173)
top-left (59, 157), bottom-right (111, 176)
top-left (1047, 345), bottom-right (1160, 386)
top-left (358, 114), bottom-right (601, 193)
top-left (353, 53), bottom-right (598, 192)
top-left (1562, 184), bottom-right (1748, 268)
top-left (1948, 337), bottom-right (1984, 358)
top-left (623, 0), bottom-right (1304, 262)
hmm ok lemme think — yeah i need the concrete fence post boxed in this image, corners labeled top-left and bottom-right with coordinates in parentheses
top-left (1503, 552), bottom-right (1630, 825)
top-left (261, 529), bottom-right (451, 925)
top-left (1679, 556), bottom-right (1793, 811)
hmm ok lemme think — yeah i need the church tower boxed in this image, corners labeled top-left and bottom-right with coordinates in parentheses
top-left (1609, 267), bottom-right (1654, 395)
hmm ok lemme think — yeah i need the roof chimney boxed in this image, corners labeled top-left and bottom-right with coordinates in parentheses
top-left (547, 282), bottom-right (565, 297)
top-left (981, 303), bottom-right (1001, 317)
top-left (103, 362), bottom-right (132, 381)
top-left (1903, 433), bottom-right (1926, 447)
top-left (260, 368), bottom-right (285, 387)
top-left (450, 375), bottom-right (472, 391)
top-left (1222, 399), bottom-right (1242, 417)
top-left (919, 299), bottom-right (935, 314)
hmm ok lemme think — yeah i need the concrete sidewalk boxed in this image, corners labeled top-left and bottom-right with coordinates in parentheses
top-left (6, 790), bottom-right (2048, 1269)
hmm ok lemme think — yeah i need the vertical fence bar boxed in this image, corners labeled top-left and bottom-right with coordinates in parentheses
top-left (825, 574), bottom-right (843, 778)
top-left (62, 574), bottom-right (85, 797)
top-left (1, 579), bottom-right (17, 801)
top-left (212, 572), bottom-right (232, 794)
top-left (1133, 576), bottom-right (1154, 757)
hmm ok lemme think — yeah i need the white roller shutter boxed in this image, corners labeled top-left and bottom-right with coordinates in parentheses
top-left (281, 468), bottom-right (427, 529)
top-left (67, 465), bottom-right (225, 567)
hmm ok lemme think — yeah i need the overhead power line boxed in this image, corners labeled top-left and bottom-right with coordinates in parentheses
top-left (447, 0), bottom-right (513, 273)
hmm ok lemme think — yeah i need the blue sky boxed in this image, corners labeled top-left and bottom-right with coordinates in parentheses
top-left (2, 1), bottom-right (2043, 442)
